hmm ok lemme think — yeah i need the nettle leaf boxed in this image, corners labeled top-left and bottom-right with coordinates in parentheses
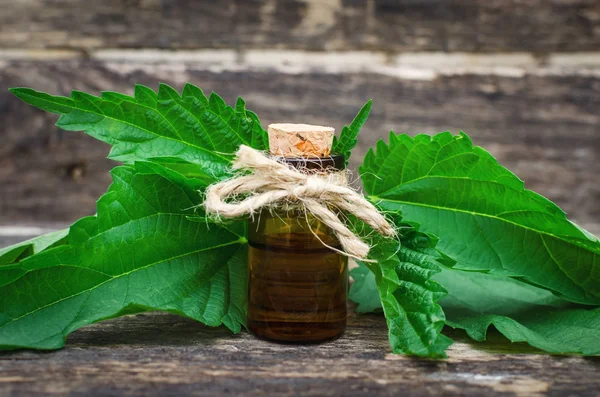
top-left (0, 230), bottom-right (70, 289)
top-left (361, 132), bottom-right (600, 305)
top-left (10, 84), bottom-right (268, 182)
top-left (332, 100), bottom-right (372, 165)
top-left (0, 162), bottom-right (247, 350)
top-left (351, 258), bottom-right (600, 355)
top-left (435, 268), bottom-right (600, 355)
top-left (0, 229), bottom-right (68, 267)
top-left (348, 263), bottom-right (382, 314)
top-left (359, 224), bottom-right (453, 358)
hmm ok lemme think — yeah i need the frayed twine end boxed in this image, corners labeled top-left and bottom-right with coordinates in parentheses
top-left (203, 145), bottom-right (397, 261)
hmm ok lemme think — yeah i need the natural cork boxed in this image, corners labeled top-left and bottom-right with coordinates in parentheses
top-left (268, 123), bottom-right (335, 158)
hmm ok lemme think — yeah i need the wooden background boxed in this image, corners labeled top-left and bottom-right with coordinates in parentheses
top-left (1, 0), bottom-right (599, 233)
top-left (2, 2), bottom-right (600, 396)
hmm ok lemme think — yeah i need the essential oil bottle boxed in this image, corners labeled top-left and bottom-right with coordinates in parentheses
top-left (247, 123), bottom-right (349, 342)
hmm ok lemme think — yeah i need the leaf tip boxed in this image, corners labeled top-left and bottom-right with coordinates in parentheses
top-left (158, 82), bottom-right (181, 99)
top-left (8, 87), bottom-right (29, 98)
top-left (133, 83), bottom-right (150, 92)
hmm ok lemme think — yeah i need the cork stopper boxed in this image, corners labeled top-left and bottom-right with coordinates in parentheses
top-left (268, 123), bottom-right (335, 158)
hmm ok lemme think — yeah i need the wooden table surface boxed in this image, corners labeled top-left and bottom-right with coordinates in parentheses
top-left (2, 229), bottom-right (600, 397)
top-left (1, 311), bottom-right (599, 397)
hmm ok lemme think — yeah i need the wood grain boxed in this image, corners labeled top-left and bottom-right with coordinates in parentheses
top-left (0, 311), bottom-right (598, 396)
top-left (0, 0), bottom-right (599, 53)
top-left (1, 60), bottom-right (599, 229)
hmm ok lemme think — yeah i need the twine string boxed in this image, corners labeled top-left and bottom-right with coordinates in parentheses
top-left (204, 145), bottom-right (396, 260)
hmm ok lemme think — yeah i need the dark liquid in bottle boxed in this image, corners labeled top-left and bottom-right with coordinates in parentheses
top-left (248, 231), bottom-right (348, 342)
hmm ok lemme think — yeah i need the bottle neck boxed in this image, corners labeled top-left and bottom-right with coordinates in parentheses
top-left (275, 153), bottom-right (346, 173)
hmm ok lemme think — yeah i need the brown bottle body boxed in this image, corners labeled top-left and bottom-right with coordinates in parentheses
top-left (248, 208), bottom-right (348, 342)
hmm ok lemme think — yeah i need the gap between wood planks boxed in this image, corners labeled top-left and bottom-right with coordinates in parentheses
top-left (1, 49), bottom-right (600, 80)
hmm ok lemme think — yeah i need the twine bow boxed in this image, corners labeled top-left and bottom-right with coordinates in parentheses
top-left (204, 145), bottom-right (396, 260)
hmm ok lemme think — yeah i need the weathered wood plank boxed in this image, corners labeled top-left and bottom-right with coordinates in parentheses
top-left (1, 60), bottom-right (599, 229)
top-left (0, 311), bottom-right (598, 396)
top-left (0, 0), bottom-right (599, 53)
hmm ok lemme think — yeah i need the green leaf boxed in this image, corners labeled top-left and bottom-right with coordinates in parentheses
top-left (361, 132), bottom-right (600, 305)
top-left (0, 229), bottom-right (69, 265)
top-left (348, 263), bottom-right (382, 314)
top-left (350, 258), bottom-right (600, 355)
top-left (9, 84), bottom-right (268, 182)
top-left (435, 267), bottom-right (600, 355)
top-left (0, 230), bottom-right (70, 289)
top-left (359, 224), bottom-right (453, 358)
top-left (332, 100), bottom-right (372, 165)
top-left (0, 162), bottom-right (247, 350)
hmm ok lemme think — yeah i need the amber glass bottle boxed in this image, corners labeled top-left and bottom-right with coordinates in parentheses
top-left (247, 155), bottom-right (348, 342)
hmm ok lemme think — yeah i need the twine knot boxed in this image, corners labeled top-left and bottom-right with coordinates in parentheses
top-left (204, 145), bottom-right (396, 260)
